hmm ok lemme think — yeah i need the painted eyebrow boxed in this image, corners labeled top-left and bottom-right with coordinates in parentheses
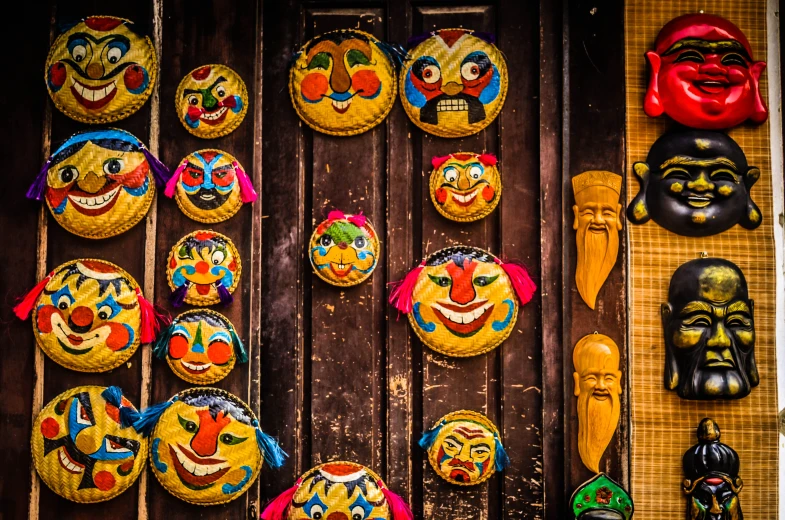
top-left (67, 33), bottom-right (130, 46)
top-left (726, 301), bottom-right (751, 314)
top-left (181, 77), bottom-right (228, 98)
top-left (663, 39), bottom-right (751, 61)
top-left (445, 434), bottom-right (464, 447)
top-left (660, 156), bottom-right (738, 171)
top-left (172, 325), bottom-right (192, 338)
top-left (208, 331), bottom-right (232, 344)
top-left (679, 301), bottom-right (713, 315)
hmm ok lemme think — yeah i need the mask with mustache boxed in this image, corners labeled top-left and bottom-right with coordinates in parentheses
top-left (572, 171), bottom-right (623, 310)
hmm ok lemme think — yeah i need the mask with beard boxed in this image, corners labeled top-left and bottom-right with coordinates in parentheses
top-left (573, 333), bottom-right (623, 473)
top-left (572, 171), bottom-right (623, 310)
top-left (662, 258), bottom-right (758, 400)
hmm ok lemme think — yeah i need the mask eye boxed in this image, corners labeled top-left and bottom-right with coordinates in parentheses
top-left (422, 64), bottom-right (441, 84)
top-left (428, 274), bottom-right (451, 287)
top-left (97, 304), bottom-right (114, 320)
top-left (674, 50), bottom-right (704, 63)
top-left (59, 166), bottom-right (78, 184)
top-left (721, 53), bottom-right (748, 68)
top-left (468, 164), bottom-right (484, 179)
top-left (473, 275), bottom-right (499, 287)
top-left (662, 167), bottom-right (690, 181)
top-left (211, 250), bottom-right (226, 265)
top-left (353, 236), bottom-right (367, 249)
top-left (351, 506), bottom-right (366, 520)
top-left (57, 294), bottom-right (72, 310)
top-left (71, 44), bottom-right (87, 62)
top-left (103, 158), bottom-right (123, 175)
top-left (216, 86), bottom-right (226, 97)
top-left (461, 62), bottom-right (481, 81)
top-left (105, 438), bottom-right (131, 454)
top-left (219, 433), bottom-right (247, 445)
top-left (319, 235), bottom-right (334, 247)
top-left (178, 414), bottom-right (198, 433)
top-left (443, 166), bottom-right (458, 183)
top-left (308, 504), bottom-right (324, 519)
top-left (76, 399), bottom-right (92, 425)
top-left (188, 95), bottom-right (200, 106)
top-left (710, 169), bottom-right (738, 183)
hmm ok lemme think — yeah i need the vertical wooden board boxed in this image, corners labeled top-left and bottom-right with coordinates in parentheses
top-left (496, 1), bottom-right (544, 517)
top-left (411, 5), bottom-right (500, 519)
top-left (304, 7), bottom-right (387, 471)
top-left (148, 0), bottom-right (259, 518)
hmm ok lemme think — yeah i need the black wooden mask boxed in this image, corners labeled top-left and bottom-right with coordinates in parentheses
top-left (628, 131), bottom-right (761, 236)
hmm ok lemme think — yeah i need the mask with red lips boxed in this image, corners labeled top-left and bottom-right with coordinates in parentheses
top-left (429, 152), bottom-right (501, 222)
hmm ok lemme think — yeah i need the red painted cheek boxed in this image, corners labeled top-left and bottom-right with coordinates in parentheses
top-left (124, 65), bottom-right (146, 92)
top-left (482, 185), bottom-right (495, 202)
top-left (208, 341), bottom-right (232, 365)
top-left (462, 71), bottom-right (492, 97)
top-left (301, 73), bottom-right (329, 102)
top-left (105, 322), bottom-right (131, 352)
top-left (169, 256), bottom-right (177, 269)
top-left (36, 306), bottom-right (60, 334)
top-left (435, 188), bottom-right (448, 205)
top-left (45, 186), bottom-right (70, 212)
top-left (105, 403), bottom-right (121, 424)
top-left (119, 460), bottom-right (135, 474)
top-left (181, 167), bottom-right (203, 187)
top-left (352, 70), bottom-right (381, 98)
top-left (168, 336), bottom-right (189, 359)
top-left (41, 417), bottom-right (60, 439)
top-left (93, 471), bottom-right (116, 491)
top-left (228, 259), bottom-right (237, 272)
top-left (212, 170), bottom-right (236, 188)
top-left (49, 62), bottom-right (66, 88)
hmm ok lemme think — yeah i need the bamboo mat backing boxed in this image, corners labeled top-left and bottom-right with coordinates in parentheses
top-left (624, 1), bottom-right (779, 517)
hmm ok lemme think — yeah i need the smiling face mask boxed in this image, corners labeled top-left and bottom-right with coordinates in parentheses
top-left (167, 231), bottom-right (241, 307)
top-left (32, 386), bottom-right (147, 503)
top-left (401, 29), bottom-right (507, 137)
top-left (309, 211), bottom-right (380, 287)
top-left (176, 65), bottom-right (248, 139)
top-left (45, 16), bottom-right (157, 123)
top-left (429, 153), bottom-right (501, 222)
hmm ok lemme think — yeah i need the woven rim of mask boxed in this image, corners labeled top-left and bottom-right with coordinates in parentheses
top-left (32, 385), bottom-right (148, 503)
top-left (428, 151), bottom-right (502, 222)
top-left (175, 64), bottom-right (249, 139)
top-left (165, 230), bottom-right (242, 306)
top-left (399, 28), bottom-right (508, 138)
top-left (425, 409), bottom-right (502, 486)
top-left (32, 258), bottom-right (143, 372)
top-left (173, 149), bottom-right (244, 224)
top-left (149, 386), bottom-right (262, 505)
top-left (309, 215), bottom-right (380, 287)
top-left (164, 308), bottom-right (239, 384)
top-left (288, 29), bottom-right (398, 137)
top-left (44, 16), bottom-right (158, 124)
top-left (297, 460), bottom-right (385, 488)
top-left (407, 247), bottom-right (518, 357)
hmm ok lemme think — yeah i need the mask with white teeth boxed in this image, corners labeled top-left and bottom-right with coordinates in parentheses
top-left (309, 210), bottom-right (380, 287)
top-left (176, 64), bottom-right (248, 139)
top-left (430, 152), bottom-right (501, 222)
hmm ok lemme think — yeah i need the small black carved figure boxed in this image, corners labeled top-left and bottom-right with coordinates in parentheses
top-left (662, 258), bottom-right (758, 400)
top-left (683, 418), bottom-right (743, 520)
top-left (628, 131), bottom-right (762, 237)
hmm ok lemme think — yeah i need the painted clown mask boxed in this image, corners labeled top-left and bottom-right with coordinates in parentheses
top-left (429, 152), bottom-right (501, 222)
top-left (309, 211), bottom-right (380, 287)
top-left (45, 16), bottom-right (157, 123)
top-left (644, 13), bottom-right (767, 129)
top-left (134, 387), bottom-right (285, 505)
top-left (14, 259), bottom-right (161, 373)
top-left (390, 246), bottom-right (536, 357)
top-left (29, 129), bottom-right (170, 239)
top-left (167, 231), bottom-right (241, 307)
top-left (569, 473), bottom-right (634, 519)
top-left (165, 150), bottom-right (257, 224)
top-left (176, 64), bottom-right (248, 138)
top-left (261, 461), bottom-right (414, 520)
top-left (154, 309), bottom-right (247, 384)
top-left (290, 29), bottom-right (399, 136)
top-left (628, 130), bottom-right (762, 237)
top-left (401, 29), bottom-right (507, 137)
top-left (419, 410), bottom-right (509, 486)
top-left (32, 386), bottom-right (147, 503)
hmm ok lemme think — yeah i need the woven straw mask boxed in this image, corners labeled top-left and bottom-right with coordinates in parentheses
top-left (176, 65), bottom-right (248, 138)
top-left (429, 152), bottom-right (501, 222)
top-left (309, 211), bottom-right (380, 287)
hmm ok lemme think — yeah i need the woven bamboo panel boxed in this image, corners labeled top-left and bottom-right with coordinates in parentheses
top-left (624, 1), bottom-right (779, 518)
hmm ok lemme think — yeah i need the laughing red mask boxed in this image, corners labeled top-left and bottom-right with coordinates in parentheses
top-left (644, 13), bottom-right (767, 129)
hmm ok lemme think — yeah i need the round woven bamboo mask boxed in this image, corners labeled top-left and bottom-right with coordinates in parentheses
top-left (44, 129), bottom-right (156, 239)
top-left (32, 386), bottom-right (147, 503)
top-left (400, 29), bottom-right (507, 137)
top-left (32, 259), bottom-right (143, 372)
top-left (45, 16), bottom-right (157, 123)
top-left (424, 410), bottom-right (501, 486)
top-left (172, 150), bottom-right (244, 223)
top-left (290, 29), bottom-right (397, 136)
top-left (287, 462), bottom-right (391, 520)
top-left (309, 212), bottom-right (379, 287)
top-left (148, 388), bottom-right (263, 505)
top-left (409, 246), bottom-right (518, 357)
top-left (176, 65), bottom-right (248, 139)
top-left (158, 310), bottom-right (242, 384)
top-left (167, 231), bottom-right (241, 306)
top-left (430, 152), bottom-right (501, 222)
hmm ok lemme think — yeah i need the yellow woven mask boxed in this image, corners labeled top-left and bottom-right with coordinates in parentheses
top-left (154, 310), bottom-right (247, 384)
top-left (429, 152), bottom-right (501, 222)
top-left (45, 16), bottom-right (157, 123)
top-left (32, 386), bottom-right (147, 503)
top-left (309, 211), bottom-right (379, 287)
top-left (166, 150), bottom-right (256, 224)
top-left (289, 30), bottom-right (397, 136)
top-left (389, 246), bottom-right (537, 357)
top-left (400, 29), bottom-right (507, 137)
top-left (176, 65), bottom-right (248, 139)
top-left (420, 410), bottom-right (508, 486)
top-left (167, 231), bottom-right (241, 307)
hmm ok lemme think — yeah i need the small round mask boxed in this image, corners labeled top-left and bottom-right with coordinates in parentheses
top-left (289, 29), bottom-right (398, 136)
top-left (165, 150), bottom-right (257, 223)
top-left (153, 309), bottom-right (247, 384)
top-left (176, 65), bottom-right (248, 138)
top-left (31, 129), bottom-right (170, 239)
top-left (389, 246), bottom-right (536, 357)
top-left (32, 386), bottom-right (148, 503)
top-left (419, 410), bottom-right (509, 486)
top-left (45, 16), bottom-right (157, 123)
top-left (167, 230), bottom-right (241, 307)
top-left (401, 29), bottom-right (508, 137)
top-left (429, 152), bottom-right (501, 222)
top-left (309, 211), bottom-right (380, 287)
top-left (136, 387), bottom-right (285, 505)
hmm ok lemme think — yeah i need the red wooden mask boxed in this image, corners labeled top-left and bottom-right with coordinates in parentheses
top-left (643, 13), bottom-right (767, 129)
